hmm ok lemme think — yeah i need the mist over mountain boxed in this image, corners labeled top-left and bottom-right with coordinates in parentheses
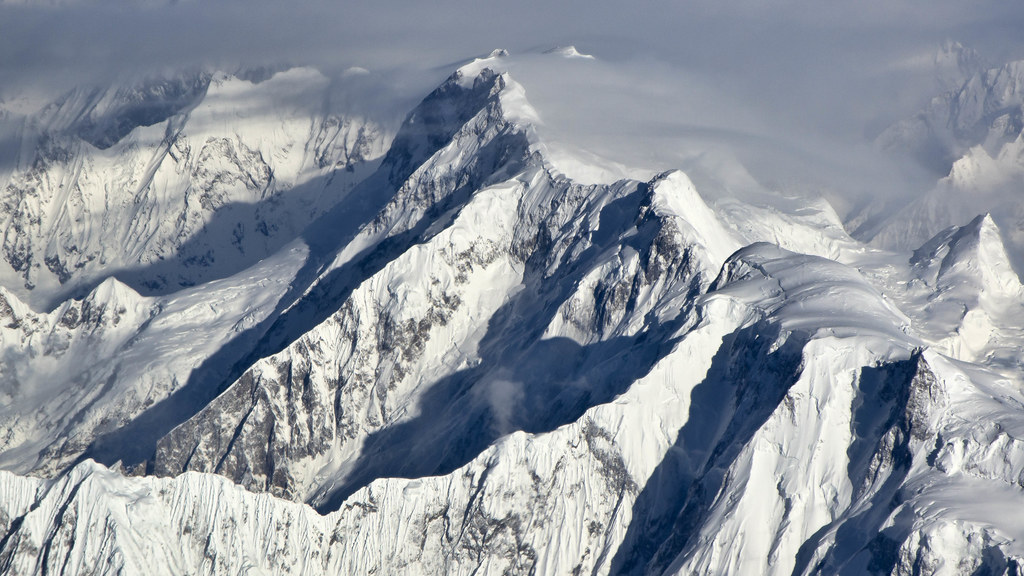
top-left (2, 3), bottom-right (1024, 575)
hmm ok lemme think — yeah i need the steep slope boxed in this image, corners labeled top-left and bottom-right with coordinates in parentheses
top-left (6, 242), bottom-right (1024, 575)
top-left (904, 214), bottom-right (1024, 373)
top-left (0, 278), bottom-right (154, 470)
top-left (0, 56), bottom-right (523, 483)
top-left (151, 57), bottom-right (741, 507)
top-left (876, 55), bottom-right (1023, 178)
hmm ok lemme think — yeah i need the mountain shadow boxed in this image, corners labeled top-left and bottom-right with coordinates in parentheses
top-left (315, 184), bottom-right (705, 511)
top-left (77, 162), bottom-right (384, 469)
top-left (610, 322), bottom-right (807, 575)
top-left (790, 353), bottom-right (926, 576)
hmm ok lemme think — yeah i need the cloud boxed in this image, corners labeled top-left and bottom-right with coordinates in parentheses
top-left (471, 370), bottom-right (524, 436)
top-left (2, 0), bottom-right (1023, 209)
top-left (3, 0), bottom-right (1021, 92)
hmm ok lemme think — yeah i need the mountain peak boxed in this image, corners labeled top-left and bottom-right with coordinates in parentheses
top-left (934, 40), bottom-right (985, 91)
top-left (912, 212), bottom-right (1020, 294)
top-left (85, 276), bottom-right (146, 309)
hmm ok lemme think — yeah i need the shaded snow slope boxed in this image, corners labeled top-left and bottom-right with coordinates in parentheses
top-left (0, 240), bottom-right (307, 476)
top-left (151, 61), bottom-right (736, 507)
top-left (148, 60), bottom-right (879, 513)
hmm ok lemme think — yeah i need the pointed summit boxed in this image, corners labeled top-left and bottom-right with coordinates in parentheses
top-left (912, 213), bottom-right (1021, 296)
top-left (909, 214), bottom-right (1024, 365)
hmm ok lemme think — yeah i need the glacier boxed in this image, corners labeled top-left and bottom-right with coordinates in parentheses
top-left (2, 47), bottom-right (1024, 576)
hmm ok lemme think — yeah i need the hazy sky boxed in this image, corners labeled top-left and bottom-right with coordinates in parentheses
top-left (3, 1), bottom-right (1021, 131)
top-left (4, 0), bottom-right (1023, 95)
top-left (3, 0), bottom-right (1024, 200)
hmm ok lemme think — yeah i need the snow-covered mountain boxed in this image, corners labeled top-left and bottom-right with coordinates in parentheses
top-left (3, 47), bottom-right (1024, 575)
top-left (0, 67), bottom-right (388, 309)
top-left (870, 52), bottom-right (1024, 267)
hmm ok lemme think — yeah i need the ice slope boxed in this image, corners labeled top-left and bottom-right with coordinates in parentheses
top-left (617, 244), bottom-right (1024, 575)
top-left (0, 277), bottom-right (154, 470)
top-left (0, 56), bottom-right (522, 484)
top-left (151, 58), bottom-right (742, 506)
top-left (148, 55), bottom-right (871, 513)
top-left (0, 67), bottom-right (388, 308)
top-left (0, 242), bottom-right (895, 576)
top-left (904, 214), bottom-right (1024, 373)
top-left (853, 210), bottom-right (1024, 381)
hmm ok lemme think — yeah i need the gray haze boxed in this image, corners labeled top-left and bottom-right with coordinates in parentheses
top-left (4, 0), bottom-right (1024, 103)
top-left (2, 0), bottom-right (1024, 205)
